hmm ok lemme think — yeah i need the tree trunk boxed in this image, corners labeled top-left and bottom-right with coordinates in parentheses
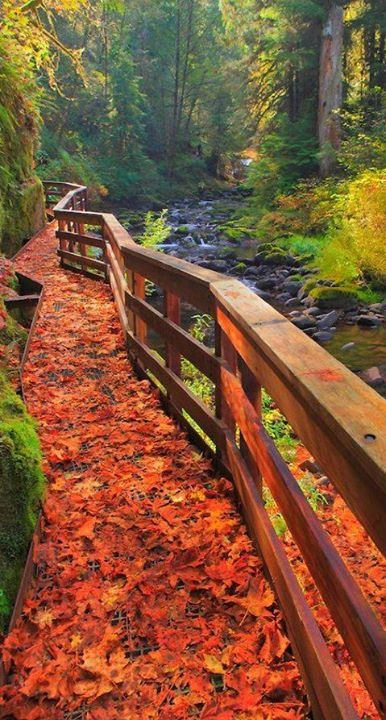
top-left (317, 3), bottom-right (343, 178)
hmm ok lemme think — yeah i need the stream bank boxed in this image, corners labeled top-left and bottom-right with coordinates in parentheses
top-left (118, 190), bottom-right (386, 396)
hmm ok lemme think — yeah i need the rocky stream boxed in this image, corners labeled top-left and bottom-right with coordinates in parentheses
top-left (119, 189), bottom-right (386, 396)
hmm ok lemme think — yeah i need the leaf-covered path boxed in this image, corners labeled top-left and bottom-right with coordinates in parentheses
top-left (1, 225), bottom-right (307, 719)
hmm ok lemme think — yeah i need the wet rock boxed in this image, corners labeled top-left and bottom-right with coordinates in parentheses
top-left (289, 310), bottom-right (302, 317)
top-left (254, 288), bottom-right (272, 301)
top-left (313, 331), bottom-right (334, 343)
top-left (256, 277), bottom-right (276, 290)
top-left (283, 280), bottom-right (302, 296)
top-left (305, 306), bottom-right (322, 316)
top-left (359, 366), bottom-right (383, 387)
top-left (198, 260), bottom-right (228, 272)
top-left (292, 315), bottom-right (317, 330)
top-left (317, 310), bottom-right (340, 330)
top-left (244, 267), bottom-right (261, 278)
top-left (356, 314), bottom-right (381, 327)
top-left (276, 292), bottom-right (291, 303)
top-left (285, 298), bottom-right (300, 308)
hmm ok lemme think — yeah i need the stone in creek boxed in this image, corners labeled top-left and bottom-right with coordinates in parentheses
top-left (289, 310), bottom-right (302, 317)
top-left (244, 267), bottom-right (261, 277)
top-left (283, 280), bottom-right (302, 296)
top-left (341, 342), bottom-right (355, 351)
top-left (356, 314), bottom-right (381, 327)
top-left (285, 298), bottom-right (300, 308)
top-left (305, 306), bottom-right (322, 316)
top-left (369, 302), bottom-right (386, 315)
top-left (256, 277), bottom-right (276, 290)
top-left (313, 331), bottom-right (334, 343)
top-left (198, 260), bottom-right (228, 272)
top-left (317, 310), bottom-right (340, 330)
top-left (292, 315), bottom-right (317, 330)
top-left (359, 366), bottom-right (383, 387)
top-left (254, 288), bottom-right (272, 301)
top-left (276, 292), bottom-right (291, 303)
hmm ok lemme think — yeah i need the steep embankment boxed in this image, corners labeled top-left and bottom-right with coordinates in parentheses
top-left (0, 36), bottom-right (45, 256)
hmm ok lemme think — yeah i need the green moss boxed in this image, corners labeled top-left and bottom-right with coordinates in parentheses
top-left (0, 300), bottom-right (28, 346)
top-left (309, 286), bottom-right (357, 309)
top-left (175, 225), bottom-right (189, 235)
top-left (302, 277), bottom-right (319, 294)
top-left (264, 250), bottom-right (288, 265)
top-left (0, 372), bottom-right (44, 631)
top-left (0, 178), bottom-right (45, 256)
top-left (233, 262), bottom-right (247, 273)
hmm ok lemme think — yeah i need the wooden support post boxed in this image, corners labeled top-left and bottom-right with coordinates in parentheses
top-left (215, 318), bottom-right (238, 437)
top-left (164, 291), bottom-right (181, 377)
top-left (134, 273), bottom-right (147, 344)
top-left (239, 358), bottom-right (263, 495)
top-left (78, 221), bottom-right (86, 274)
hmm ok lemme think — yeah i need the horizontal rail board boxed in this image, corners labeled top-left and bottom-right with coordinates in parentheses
top-left (122, 245), bottom-right (221, 314)
top-left (221, 365), bottom-right (386, 712)
top-left (126, 331), bottom-right (226, 448)
top-left (56, 230), bottom-right (105, 249)
top-left (212, 279), bottom-right (386, 555)
top-left (55, 209), bottom-right (104, 225)
top-left (125, 291), bottom-right (220, 382)
top-left (57, 249), bottom-right (106, 272)
top-left (225, 438), bottom-right (358, 720)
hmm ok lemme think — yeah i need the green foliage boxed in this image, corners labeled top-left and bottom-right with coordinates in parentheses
top-left (309, 286), bottom-right (358, 309)
top-left (0, 372), bottom-right (44, 631)
top-left (140, 210), bottom-right (170, 249)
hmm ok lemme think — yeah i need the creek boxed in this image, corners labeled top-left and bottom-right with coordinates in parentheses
top-left (118, 191), bottom-right (386, 396)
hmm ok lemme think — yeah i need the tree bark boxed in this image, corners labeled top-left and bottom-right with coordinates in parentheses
top-left (317, 3), bottom-right (343, 177)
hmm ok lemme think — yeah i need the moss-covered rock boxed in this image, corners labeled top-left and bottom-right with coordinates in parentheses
top-left (0, 373), bottom-right (44, 631)
top-left (309, 286), bottom-right (357, 309)
top-left (264, 250), bottom-right (289, 265)
top-left (0, 178), bottom-right (45, 257)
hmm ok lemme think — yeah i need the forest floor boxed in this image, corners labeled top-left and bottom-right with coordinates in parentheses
top-left (0, 224), bottom-right (308, 719)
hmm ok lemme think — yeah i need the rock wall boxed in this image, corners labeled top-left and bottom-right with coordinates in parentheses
top-left (0, 177), bottom-right (46, 257)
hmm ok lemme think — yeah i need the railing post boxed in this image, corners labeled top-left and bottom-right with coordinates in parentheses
top-left (134, 274), bottom-right (147, 344)
top-left (215, 314), bottom-right (237, 449)
top-left (239, 357), bottom-right (263, 495)
top-left (164, 291), bottom-right (181, 377)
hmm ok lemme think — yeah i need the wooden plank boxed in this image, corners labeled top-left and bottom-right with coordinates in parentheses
top-left (221, 365), bottom-right (386, 713)
top-left (125, 292), bottom-right (220, 382)
top-left (57, 249), bottom-right (106, 272)
top-left (56, 230), bottom-right (105, 249)
top-left (212, 279), bottom-right (386, 554)
top-left (225, 439), bottom-right (358, 720)
top-left (134, 274), bottom-right (147, 344)
top-left (54, 209), bottom-right (104, 225)
top-left (4, 294), bottom-right (40, 309)
top-left (121, 244), bottom-right (222, 314)
top-left (126, 331), bottom-right (226, 449)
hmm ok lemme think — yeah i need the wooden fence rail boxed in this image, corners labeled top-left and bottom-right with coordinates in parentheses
top-left (43, 181), bottom-right (386, 720)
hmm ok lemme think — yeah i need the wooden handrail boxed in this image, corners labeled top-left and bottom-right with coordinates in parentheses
top-left (44, 180), bottom-right (386, 719)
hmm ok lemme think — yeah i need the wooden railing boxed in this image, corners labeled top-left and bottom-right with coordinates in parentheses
top-left (43, 181), bottom-right (386, 720)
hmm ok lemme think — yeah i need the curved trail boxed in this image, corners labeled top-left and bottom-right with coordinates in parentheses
top-left (1, 224), bottom-right (306, 719)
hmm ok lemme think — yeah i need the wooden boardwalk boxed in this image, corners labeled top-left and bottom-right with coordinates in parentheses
top-left (1, 224), bottom-right (308, 719)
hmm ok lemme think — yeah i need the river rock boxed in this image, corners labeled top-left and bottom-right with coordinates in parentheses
top-left (359, 366), bottom-right (383, 387)
top-left (317, 310), bottom-right (340, 330)
top-left (254, 288), bottom-right (272, 301)
top-left (285, 298), bottom-right (300, 308)
top-left (313, 331), bottom-right (334, 343)
top-left (305, 306), bottom-right (322, 316)
top-left (244, 267), bottom-right (261, 277)
top-left (256, 277), bottom-right (276, 290)
top-left (356, 314), bottom-right (381, 327)
top-left (292, 315), bottom-right (317, 330)
top-left (276, 292), bottom-right (291, 303)
top-left (283, 280), bottom-right (302, 296)
top-left (198, 260), bottom-right (228, 272)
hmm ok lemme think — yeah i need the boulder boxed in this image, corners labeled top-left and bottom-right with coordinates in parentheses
top-left (292, 315), bottom-right (317, 330)
top-left (256, 277), bottom-right (276, 290)
top-left (317, 310), bottom-right (340, 330)
top-left (356, 314), bottom-right (381, 327)
top-left (283, 280), bottom-right (302, 296)
top-left (359, 366), bottom-right (383, 387)
top-left (313, 331), bottom-right (334, 343)
top-left (308, 286), bottom-right (357, 310)
top-left (285, 298), bottom-right (300, 308)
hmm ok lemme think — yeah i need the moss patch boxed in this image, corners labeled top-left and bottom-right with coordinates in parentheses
top-left (0, 178), bottom-right (45, 257)
top-left (0, 372), bottom-right (44, 632)
top-left (309, 286), bottom-right (357, 309)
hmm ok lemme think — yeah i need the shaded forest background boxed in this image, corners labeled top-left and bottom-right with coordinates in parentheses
top-left (0, 0), bottom-right (385, 273)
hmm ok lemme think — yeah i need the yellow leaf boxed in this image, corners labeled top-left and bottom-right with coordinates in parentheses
top-left (204, 654), bottom-right (224, 675)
